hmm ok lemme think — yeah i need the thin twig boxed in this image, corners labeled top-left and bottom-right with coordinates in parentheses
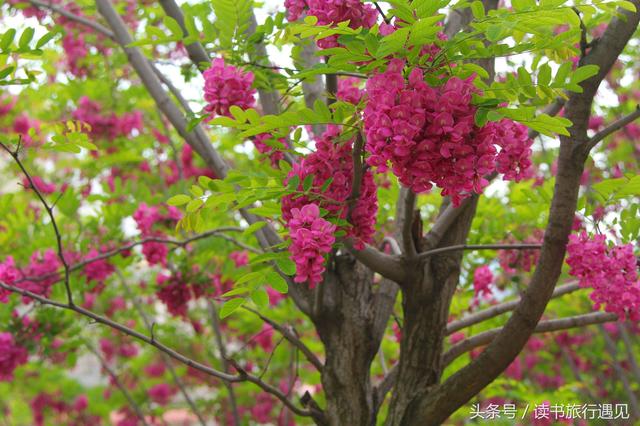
top-left (0, 142), bottom-right (74, 305)
top-left (242, 306), bottom-right (323, 371)
top-left (417, 243), bottom-right (542, 261)
top-left (28, 0), bottom-right (115, 39)
top-left (84, 341), bottom-right (151, 426)
top-left (117, 272), bottom-right (207, 426)
top-left (586, 105), bottom-right (640, 151)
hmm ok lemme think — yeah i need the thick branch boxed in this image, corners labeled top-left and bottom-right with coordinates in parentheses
top-left (343, 241), bottom-right (406, 283)
top-left (443, 312), bottom-right (618, 366)
top-left (400, 188), bottom-right (417, 258)
top-left (158, 0), bottom-right (210, 68)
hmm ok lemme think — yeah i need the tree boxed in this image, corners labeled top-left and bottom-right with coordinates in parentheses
top-left (0, 0), bottom-right (639, 424)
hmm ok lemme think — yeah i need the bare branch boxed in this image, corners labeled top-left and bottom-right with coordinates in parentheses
top-left (0, 142), bottom-right (74, 305)
top-left (207, 301), bottom-right (241, 425)
top-left (443, 312), bottom-right (618, 367)
top-left (417, 243), bottom-right (542, 261)
top-left (28, 0), bottom-right (115, 39)
top-left (586, 105), bottom-right (640, 151)
top-left (446, 281), bottom-right (581, 334)
top-left (0, 280), bottom-right (315, 417)
top-left (243, 306), bottom-right (324, 371)
top-left (158, 0), bottom-right (210, 68)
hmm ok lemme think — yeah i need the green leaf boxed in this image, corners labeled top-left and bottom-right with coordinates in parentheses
top-left (186, 198), bottom-right (204, 212)
top-left (275, 258), bottom-right (296, 276)
top-left (221, 287), bottom-right (250, 297)
top-left (18, 28), bottom-right (35, 49)
top-left (0, 29), bottom-right (16, 51)
top-left (0, 66), bottom-right (15, 80)
top-left (219, 298), bottom-right (245, 318)
top-left (36, 31), bottom-right (57, 49)
top-left (250, 288), bottom-right (269, 308)
top-left (167, 194), bottom-right (191, 206)
top-left (538, 63), bottom-right (552, 86)
top-left (470, 1), bottom-right (485, 19)
top-left (570, 64), bottom-right (599, 84)
top-left (266, 271), bottom-right (288, 293)
top-left (243, 221), bottom-right (267, 236)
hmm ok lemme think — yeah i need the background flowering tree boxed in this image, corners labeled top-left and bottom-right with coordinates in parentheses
top-left (0, 0), bottom-right (639, 424)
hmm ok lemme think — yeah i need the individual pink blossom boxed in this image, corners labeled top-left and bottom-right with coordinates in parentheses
top-left (144, 362), bottom-right (166, 378)
top-left (148, 383), bottom-right (174, 406)
top-left (286, 203), bottom-right (336, 287)
top-left (0, 332), bottom-right (28, 381)
top-left (203, 58), bottom-right (256, 118)
top-left (566, 232), bottom-right (640, 321)
top-left (22, 176), bottom-right (56, 195)
top-left (73, 395), bottom-right (88, 411)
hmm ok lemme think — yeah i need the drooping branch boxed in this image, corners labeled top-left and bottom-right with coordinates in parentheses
top-left (443, 312), bottom-right (618, 367)
top-left (0, 142), bottom-right (74, 306)
top-left (243, 306), bottom-right (324, 372)
top-left (586, 105), bottom-right (640, 151)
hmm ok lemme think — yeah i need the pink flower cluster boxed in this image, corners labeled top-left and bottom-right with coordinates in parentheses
top-left (284, 0), bottom-right (377, 48)
top-left (363, 60), bottom-right (534, 205)
top-left (0, 257), bottom-right (19, 303)
top-left (473, 265), bottom-right (494, 300)
top-left (148, 383), bottom-right (175, 406)
top-left (203, 58), bottom-right (256, 118)
top-left (17, 250), bottom-right (61, 302)
top-left (282, 125), bottom-right (378, 250)
top-left (253, 133), bottom-right (286, 166)
top-left (336, 77), bottom-right (364, 104)
top-left (566, 232), bottom-right (640, 321)
top-left (156, 273), bottom-right (199, 317)
top-left (499, 232), bottom-right (542, 274)
top-left (286, 204), bottom-right (336, 287)
top-left (133, 203), bottom-right (182, 266)
top-left (72, 96), bottom-right (143, 142)
top-left (81, 248), bottom-right (115, 284)
top-left (163, 145), bottom-right (217, 185)
top-left (493, 119), bottom-right (534, 182)
top-left (62, 33), bottom-right (89, 78)
top-left (0, 332), bottom-right (28, 381)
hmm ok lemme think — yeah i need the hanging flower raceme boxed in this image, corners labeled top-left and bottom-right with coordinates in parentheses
top-left (286, 203), bottom-right (336, 287)
top-left (363, 59), bottom-right (534, 206)
top-left (473, 265), bottom-right (494, 300)
top-left (284, 0), bottom-right (377, 48)
top-left (282, 125), bottom-right (378, 250)
top-left (0, 257), bottom-right (19, 303)
top-left (203, 58), bottom-right (256, 119)
top-left (566, 232), bottom-right (640, 321)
